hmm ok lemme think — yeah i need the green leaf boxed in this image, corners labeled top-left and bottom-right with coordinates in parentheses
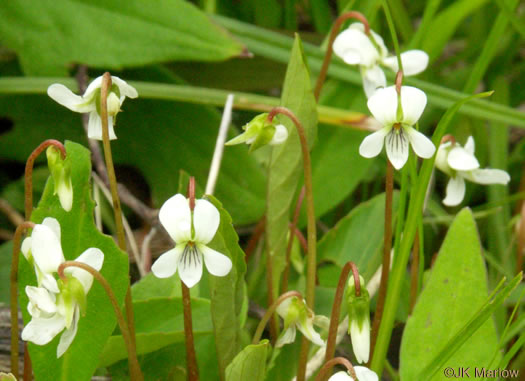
top-left (18, 141), bottom-right (129, 381)
top-left (99, 297), bottom-right (213, 367)
top-left (317, 193), bottom-right (396, 282)
top-left (0, 0), bottom-right (244, 75)
top-left (0, 70), bottom-right (267, 225)
top-left (399, 209), bottom-right (499, 380)
top-left (266, 34), bottom-right (318, 299)
top-left (225, 340), bottom-right (269, 381)
top-left (206, 195), bottom-right (248, 380)
top-left (421, 0), bottom-right (490, 62)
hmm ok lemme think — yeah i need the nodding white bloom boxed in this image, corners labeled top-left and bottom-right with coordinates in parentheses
top-left (435, 136), bottom-right (510, 206)
top-left (359, 85), bottom-right (435, 170)
top-left (275, 296), bottom-right (326, 348)
top-left (225, 113), bottom-right (288, 152)
top-left (347, 275), bottom-right (370, 364)
top-left (151, 194), bottom-right (233, 288)
top-left (47, 75), bottom-right (138, 140)
top-left (329, 367), bottom-right (379, 381)
top-left (21, 218), bottom-right (104, 357)
top-left (47, 146), bottom-right (73, 212)
top-left (333, 23), bottom-right (428, 98)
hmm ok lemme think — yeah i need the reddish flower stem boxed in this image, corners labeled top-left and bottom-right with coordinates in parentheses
top-left (315, 357), bottom-right (357, 381)
top-left (24, 140), bottom-right (66, 219)
top-left (409, 231), bottom-right (420, 313)
top-left (314, 11), bottom-right (370, 101)
top-left (10, 221), bottom-right (35, 380)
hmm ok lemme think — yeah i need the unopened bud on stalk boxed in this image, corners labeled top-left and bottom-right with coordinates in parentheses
top-left (225, 113), bottom-right (288, 152)
top-left (347, 274), bottom-right (370, 364)
top-left (46, 146), bottom-right (73, 212)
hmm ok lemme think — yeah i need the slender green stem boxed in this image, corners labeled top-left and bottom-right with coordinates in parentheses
top-left (313, 11), bottom-right (370, 100)
top-left (267, 107), bottom-right (316, 381)
top-left (24, 140), bottom-right (66, 219)
top-left (409, 231), bottom-right (420, 313)
top-left (10, 221), bottom-right (35, 380)
top-left (265, 150), bottom-right (278, 344)
top-left (381, 0), bottom-right (403, 73)
top-left (314, 357), bottom-right (357, 381)
top-left (252, 290), bottom-right (303, 344)
top-left (323, 262), bottom-right (361, 380)
top-left (57, 261), bottom-right (143, 381)
top-left (370, 160), bottom-right (394, 359)
top-left (282, 187), bottom-right (305, 293)
top-left (99, 73), bottom-right (138, 369)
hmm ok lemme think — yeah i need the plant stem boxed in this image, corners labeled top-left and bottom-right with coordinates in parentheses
top-left (381, 0), bottom-right (404, 73)
top-left (282, 187), bottom-right (306, 293)
top-left (323, 262), bottom-right (360, 379)
top-left (252, 290), bottom-right (303, 344)
top-left (315, 357), bottom-right (357, 381)
top-left (10, 221), bottom-right (35, 380)
top-left (57, 261), bottom-right (143, 381)
top-left (370, 160), bottom-right (394, 359)
top-left (24, 140), bottom-right (66, 219)
top-left (409, 231), bottom-right (420, 313)
top-left (313, 11), bottom-right (370, 101)
top-left (182, 176), bottom-right (199, 381)
top-left (99, 73), bottom-right (138, 363)
top-left (181, 282), bottom-right (199, 381)
top-left (267, 107), bottom-right (316, 381)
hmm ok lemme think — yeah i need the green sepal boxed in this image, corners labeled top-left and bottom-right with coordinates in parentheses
top-left (249, 124), bottom-right (275, 152)
top-left (347, 287), bottom-right (370, 333)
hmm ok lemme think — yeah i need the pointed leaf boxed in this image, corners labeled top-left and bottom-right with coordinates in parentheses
top-left (225, 340), bottom-right (269, 381)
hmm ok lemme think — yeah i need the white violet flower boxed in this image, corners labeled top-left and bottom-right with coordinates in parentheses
top-left (21, 218), bottom-right (104, 357)
top-left (329, 367), bottom-right (379, 381)
top-left (151, 194), bottom-right (233, 288)
top-left (47, 75), bottom-right (138, 140)
top-left (46, 146), bottom-right (73, 212)
top-left (275, 296), bottom-right (326, 348)
top-left (359, 85), bottom-right (435, 170)
top-left (333, 23), bottom-right (428, 97)
top-left (347, 275), bottom-right (370, 364)
top-left (435, 136), bottom-right (511, 206)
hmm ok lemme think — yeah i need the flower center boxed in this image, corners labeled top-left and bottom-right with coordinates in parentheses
top-left (181, 241), bottom-right (201, 269)
top-left (393, 122), bottom-right (402, 131)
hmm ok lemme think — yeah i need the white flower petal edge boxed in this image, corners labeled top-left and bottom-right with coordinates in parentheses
top-left (159, 194), bottom-right (192, 243)
top-left (328, 371), bottom-right (353, 381)
top-left (199, 245), bottom-right (232, 277)
top-left (111, 76), bottom-right (139, 99)
top-left (400, 86), bottom-right (427, 125)
top-left (447, 146), bottom-right (480, 171)
top-left (26, 286), bottom-right (57, 316)
top-left (367, 87), bottom-right (398, 126)
top-left (151, 246), bottom-right (184, 278)
top-left (333, 27), bottom-right (379, 66)
top-left (443, 176), bottom-right (466, 207)
top-left (177, 249), bottom-right (204, 289)
top-left (406, 127), bottom-right (435, 159)
top-left (354, 366), bottom-right (379, 381)
top-left (350, 319), bottom-right (370, 364)
top-left (31, 223), bottom-right (65, 276)
top-left (359, 128), bottom-right (389, 158)
top-left (385, 129), bottom-right (409, 170)
top-left (87, 112), bottom-right (116, 140)
top-left (21, 313), bottom-right (66, 346)
top-left (193, 199), bottom-right (220, 244)
top-left (275, 325), bottom-right (297, 348)
top-left (47, 84), bottom-right (94, 113)
top-left (464, 169), bottom-right (511, 185)
top-left (270, 124), bottom-right (289, 145)
top-left (57, 306), bottom-right (80, 358)
top-left (361, 65), bottom-right (386, 98)
top-left (382, 50), bottom-right (429, 75)
top-left (65, 248), bottom-right (104, 293)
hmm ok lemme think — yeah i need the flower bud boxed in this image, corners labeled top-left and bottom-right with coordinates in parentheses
top-left (225, 113), bottom-right (288, 152)
top-left (47, 146), bottom-right (73, 212)
top-left (106, 92), bottom-right (121, 117)
top-left (347, 275), bottom-right (370, 364)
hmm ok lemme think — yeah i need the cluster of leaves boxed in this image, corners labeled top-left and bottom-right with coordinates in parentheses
top-left (0, 0), bottom-right (524, 380)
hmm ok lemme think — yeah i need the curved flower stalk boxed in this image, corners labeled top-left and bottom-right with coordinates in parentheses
top-left (275, 295), bottom-right (327, 348)
top-left (359, 85), bottom-right (435, 169)
top-left (347, 275), bottom-right (370, 364)
top-left (47, 75), bottom-right (138, 140)
top-left (225, 113), bottom-right (288, 152)
top-left (151, 194), bottom-right (233, 288)
top-left (328, 367), bottom-right (379, 381)
top-left (435, 136), bottom-right (510, 206)
top-left (20, 218), bottom-right (104, 357)
top-left (333, 23), bottom-right (428, 97)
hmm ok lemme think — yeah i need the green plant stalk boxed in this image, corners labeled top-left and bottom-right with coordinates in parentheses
top-left (267, 107), bottom-right (316, 381)
top-left (57, 261), bottom-right (143, 381)
top-left (409, 0), bottom-right (442, 48)
top-left (381, 0), bottom-right (404, 74)
top-left (282, 187), bottom-right (305, 293)
top-left (24, 140), bottom-right (66, 220)
top-left (211, 16), bottom-right (525, 128)
top-left (252, 290), bottom-right (303, 344)
top-left (370, 91), bottom-right (494, 375)
top-left (419, 273), bottom-right (522, 380)
top-left (494, 0), bottom-right (525, 40)
top-left (387, 0), bottom-right (413, 41)
top-left (10, 221), bottom-right (35, 380)
top-left (0, 77), bottom-right (368, 130)
top-left (99, 73), bottom-right (139, 376)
